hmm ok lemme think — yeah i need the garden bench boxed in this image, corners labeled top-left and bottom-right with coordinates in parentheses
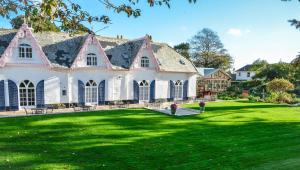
top-left (73, 106), bottom-right (82, 112)
top-left (24, 107), bottom-right (33, 115)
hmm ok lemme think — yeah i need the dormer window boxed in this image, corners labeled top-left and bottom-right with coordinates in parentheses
top-left (141, 56), bottom-right (149, 68)
top-left (19, 44), bottom-right (32, 58)
top-left (87, 53), bottom-right (97, 66)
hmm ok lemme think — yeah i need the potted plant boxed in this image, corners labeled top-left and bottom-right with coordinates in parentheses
top-left (199, 101), bottom-right (206, 113)
top-left (170, 103), bottom-right (177, 115)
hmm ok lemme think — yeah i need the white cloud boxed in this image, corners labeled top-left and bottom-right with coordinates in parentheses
top-left (227, 28), bottom-right (251, 37)
top-left (227, 28), bottom-right (242, 37)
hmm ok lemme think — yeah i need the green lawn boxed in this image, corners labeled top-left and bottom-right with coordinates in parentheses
top-left (1, 101), bottom-right (300, 170)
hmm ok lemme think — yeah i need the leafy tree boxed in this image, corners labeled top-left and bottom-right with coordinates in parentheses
top-left (267, 78), bottom-right (294, 93)
top-left (250, 59), bottom-right (268, 71)
top-left (254, 62), bottom-right (295, 82)
top-left (0, 0), bottom-right (196, 33)
top-left (291, 54), bottom-right (300, 67)
top-left (174, 43), bottom-right (190, 59)
top-left (189, 28), bottom-right (233, 70)
top-left (10, 15), bottom-right (60, 32)
top-left (282, 0), bottom-right (300, 29)
top-left (291, 54), bottom-right (300, 85)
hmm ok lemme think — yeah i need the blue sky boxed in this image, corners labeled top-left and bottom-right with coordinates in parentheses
top-left (0, 0), bottom-right (299, 69)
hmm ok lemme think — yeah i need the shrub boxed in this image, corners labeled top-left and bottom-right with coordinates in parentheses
top-left (248, 95), bottom-right (261, 102)
top-left (199, 101), bottom-right (205, 107)
top-left (170, 103), bottom-right (177, 115)
top-left (171, 104), bottom-right (177, 110)
top-left (267, 78), bottom-right (294, 93)
top-left (265, 92), bottom-right (293, 104)
top-left (217, 93), bottom-right (240, 100)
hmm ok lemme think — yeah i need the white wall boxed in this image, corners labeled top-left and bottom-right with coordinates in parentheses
top-left (0, 65), bottom-right (197, 108)
top-left (7, 38), bottom-right (44, 65)
top-left (0, 66), bottom-right (65, 105)
top-left (236, 71), bottom-right (256, 81)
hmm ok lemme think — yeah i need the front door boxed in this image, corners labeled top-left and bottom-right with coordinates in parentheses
top-left (113, 77), bottom-right (121, 101)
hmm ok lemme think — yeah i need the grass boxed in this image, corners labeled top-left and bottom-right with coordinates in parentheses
top-left (0, 101), bottom-right (300, 170)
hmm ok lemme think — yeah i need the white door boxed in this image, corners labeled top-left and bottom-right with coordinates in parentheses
top-left (113, 77), bottom-right (122, 100)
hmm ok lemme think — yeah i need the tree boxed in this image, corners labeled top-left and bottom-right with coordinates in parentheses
top-left (281, 0), bottom-right (300, 29)
top-left (0, 0), bottom-right (196, 33)
top-left (291, 54), bottom-right (300, 67)
top-left (10, 15), bottom-right (60, 32)
top-left (174, 43), bottom-right (190, 59)
top-left (291, 54), bottom-right (300, 82)
top-left (254, 62), bottom-right (295, 82)
top-left (189, 28), bottom-right (233, 70)
top-left (250, 59), bottom-right (268, 71)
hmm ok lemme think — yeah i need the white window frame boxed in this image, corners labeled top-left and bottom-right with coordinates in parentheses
top-left (174, 80), bottom-right (183, 100)
top-left (87, 53), bottom-right (97, 66)
top-left (85, 80), bottom-right (98, 104)
top-left (19, 80), bottom-right (35, 107)
top-left (141, 56), bottom-right (150, 68)
top-left (139, 80), bottom-right (149, 102)
top-left (247, 72), bottom-right (251, 77)
top-left (19, 44), bottom-right (32, 59)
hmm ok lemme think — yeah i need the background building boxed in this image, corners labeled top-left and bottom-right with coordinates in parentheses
top-left (196, 68), bottom-right (231, 100)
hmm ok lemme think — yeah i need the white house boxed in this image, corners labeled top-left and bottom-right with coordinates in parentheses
top-left (0, 24), bottom-right (198, 111)
top-left (235, 65), bottom-right (256, 81)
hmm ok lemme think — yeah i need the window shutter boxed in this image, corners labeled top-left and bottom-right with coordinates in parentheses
top-left (133, 80), bottom-right (139, 103)
top-left (8, 80), bottom-right (19, 110)
top-left (150, 80), bottom-right (155, 103)
top-left (98, 80), bottom-right (105, 105)
top-left (169, 80), bottom-right (175, 101)
top-left (0, 80), bottom-right (5, 111)
top-left (183, 80), bottom-right (189, 100)
top-left (36, 80), bottom-right (45, 108)
top-left (78, 80), bottom-right (85, 105)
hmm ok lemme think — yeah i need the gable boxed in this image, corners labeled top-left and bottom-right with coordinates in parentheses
top-left (0, 24), bottom-right (52, 68)
top-left (130, 37), bottom-right (159, 70)
top-left (71, 34), bottom-right (112, 69)
top-left (210, 70), bottom-right (231, 79)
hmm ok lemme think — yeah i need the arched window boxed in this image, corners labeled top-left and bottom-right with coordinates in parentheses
top-left (174, 80), bottom-right (183, 100)
top-left (19, 80), bottom-right (35, 107)
top-left (85, 80), bottom-right (97, 104)
top-left (19, 44), bottom-right (32, 58)
top-left (87, 53), bottom-right (97, 66)
top-left (139, 80), bottom-right (149, 101)
top-left (141, 56), bottom-right (149, 68)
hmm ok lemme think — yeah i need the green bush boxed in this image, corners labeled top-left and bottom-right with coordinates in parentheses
top-left (265, 92), bottom-right (293, 104)
top-left (248, 95), bottom-right (261, 102)
top-left (267, 78), bottom-right (294, 93)
top-left (217, 84), bottom-right (242, 100)
top-left (217, 91), bottom-right (240, 100)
